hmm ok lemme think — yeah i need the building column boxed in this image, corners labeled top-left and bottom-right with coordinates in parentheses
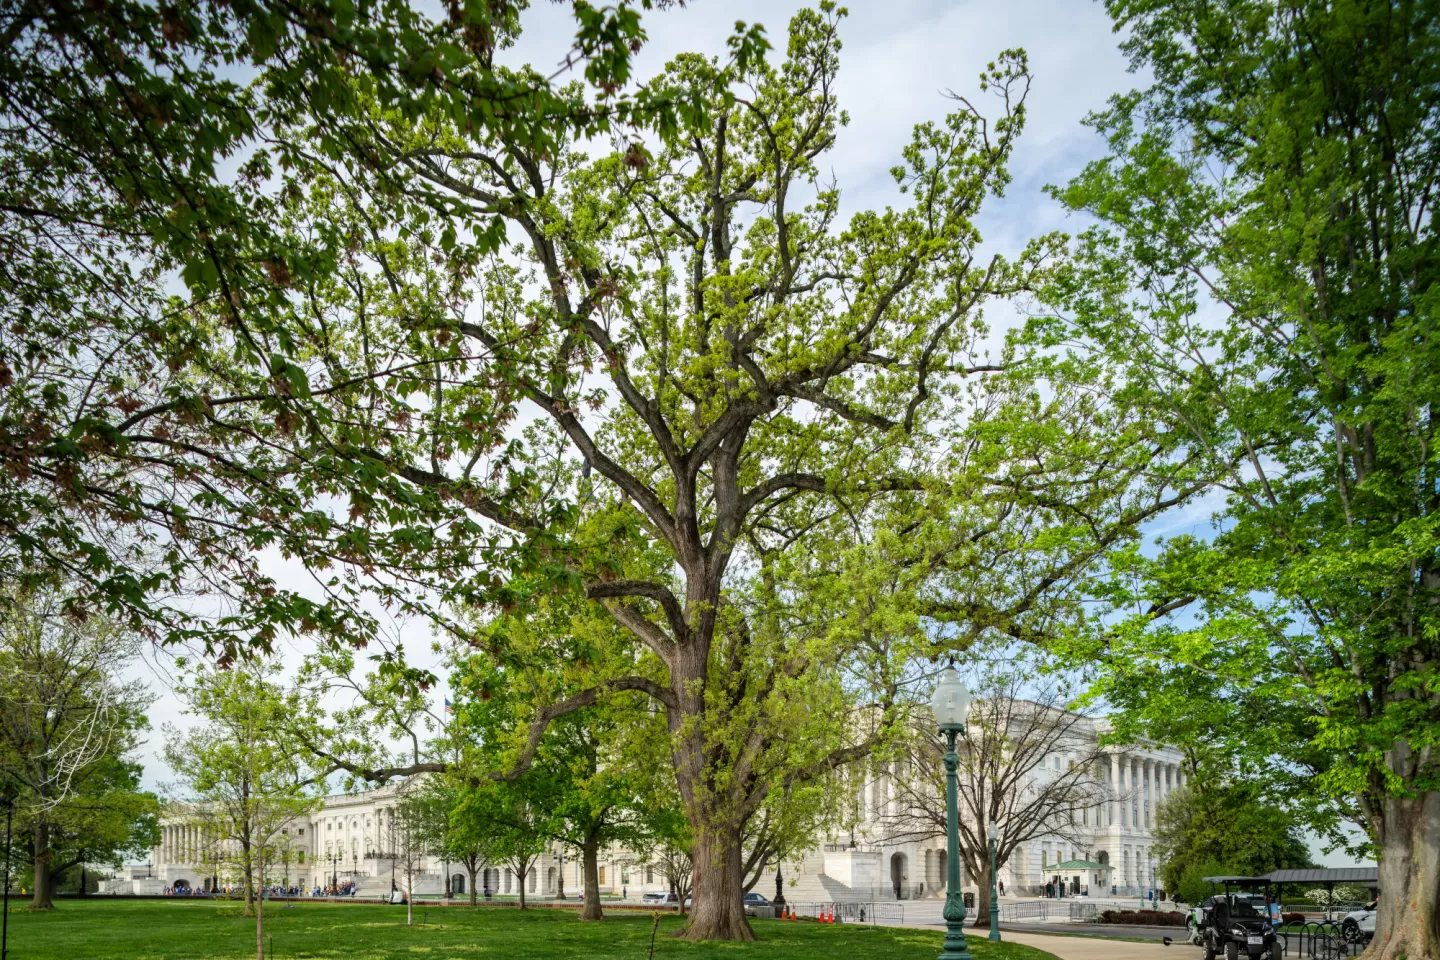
top-left (1109, 753), bottom-right (1120, 827)
top-left (1126, 755), bottom-right (1137, 828)
top-left (1143, 758), bottom-right (1152, 827)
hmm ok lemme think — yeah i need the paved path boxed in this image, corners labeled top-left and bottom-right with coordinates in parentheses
top-left (1001, 931), bottom-right (1185, 960)
top-left (869, 903), bottom-right (1187, 960)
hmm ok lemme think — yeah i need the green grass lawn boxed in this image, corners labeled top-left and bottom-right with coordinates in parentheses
top-left (2, 899), bottom-right (1063, 960)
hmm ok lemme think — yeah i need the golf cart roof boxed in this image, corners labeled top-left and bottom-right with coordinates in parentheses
top-left (1203, 876), bottom-right (1272, 886)
top-left (1261, 868), bottom-right (1377, 885)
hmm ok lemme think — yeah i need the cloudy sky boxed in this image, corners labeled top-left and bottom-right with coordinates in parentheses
top-left (120, 0), bottom-right (1365, 868)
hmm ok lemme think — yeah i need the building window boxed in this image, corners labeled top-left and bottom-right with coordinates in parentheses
top-left (298, 852), bottom-right (305, 864)
top-left (646, 866), bottom-right (654, 884)
top-left (298, 829), bottom-right (304, 837)
top-left (599, 866), bottom-right (606, 886)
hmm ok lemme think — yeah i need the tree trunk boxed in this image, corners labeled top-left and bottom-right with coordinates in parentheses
top-left (972, 873), bottom-right (991, 929)
top-left (468, 866), bottom-right (478, 906)
top-left (1364, 790), bottom-right (1439, 960)
top-left (242, 840), bottom-right (254, 917)
top-left (255, 881), bottom-right (265, 960)
top-left (517, 863), bottom-right (527, 910)
top-left (579, 832), bottom-right (603, 921)
top-left (681, 819), bottom-right (754, 942)
top-left (30, 819), bottom-right (54, 911)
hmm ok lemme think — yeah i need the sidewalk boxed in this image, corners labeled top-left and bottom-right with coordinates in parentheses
top-left (1003, 931), bottom-right (1181, 960)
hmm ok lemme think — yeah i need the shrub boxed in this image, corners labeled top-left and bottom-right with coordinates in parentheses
top-left (1283, 913), bottom-right (1307, 925)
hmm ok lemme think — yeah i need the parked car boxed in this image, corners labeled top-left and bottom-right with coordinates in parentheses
top-left (641, 891), bottom-right (679, 905)
top-left (1341, 901), bottom-right (1377, 943)
top-left (742, 893), bottom-right (771, 907)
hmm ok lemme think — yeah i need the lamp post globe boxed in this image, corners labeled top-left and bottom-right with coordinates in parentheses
top-left (986, 821), bottom-right (1001, 942)
top-left (930, 666), bottom-right (970, 729)
top-left (931, 666), bottom-right (972, 960)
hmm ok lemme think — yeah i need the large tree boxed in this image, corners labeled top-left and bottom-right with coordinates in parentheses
top-left (0, 589), bottom-right (154, 910)
top-left (0, 0), bottom-right (741, 654)
top-left (1039, 1), bottom-right (1440, 957)
top-left (291, 3), bottom-right (1067, 938)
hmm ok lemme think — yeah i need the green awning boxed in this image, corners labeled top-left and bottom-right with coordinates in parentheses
top-left (1048, 860), bottom-right (1111, 871)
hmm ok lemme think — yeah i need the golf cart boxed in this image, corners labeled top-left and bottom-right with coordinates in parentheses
top-left (1192, 877), bottom-right (1281, 960)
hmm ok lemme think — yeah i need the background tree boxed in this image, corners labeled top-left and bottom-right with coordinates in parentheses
top-left (656, 842), bottom-right (695, 916)
top-left (1038, 1), bottom-right (1440, 956)
top-left (453, 781), bottom-right (554, 911)
top-left (446, 597), bottom-right (676, 921)
top-left (882, 662), bottom-right (1111, 925)
top-left (390, 780), bottom-right (443, 925)
top-left (0, 589), bottom-right (153, 910)
top-left (403, 778), bottom-right (496, 907)
top-left (1152, 782), bottom-right (1313, 896)
top-left (164, 663), bottom-right (319, 960)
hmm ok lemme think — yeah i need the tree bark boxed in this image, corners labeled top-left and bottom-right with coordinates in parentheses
top-left (681, 819), bottom-right (754, 942)
top-left (255, 878), bottom-right (265, 960)
top-left (1364, 790), bottom-right (1439, 960)
top-left (467, 865), bottom-right (478, 906)
top-left (579, 832), bottom-right (603, 921)
top-left (972, 873), bottom-right (992, 929)
top-left (30, 819), bottom-right (54, 911)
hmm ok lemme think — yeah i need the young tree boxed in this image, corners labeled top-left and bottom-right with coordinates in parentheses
top-left (0, 590), bottom-right (154, 910)
top-left (164, 663), bottom-right (319, 959)
top-left (389, 780), bottom-right (438, 926)
top-left (880, 665), bottom-right (1111, 925)
top-left (1038, 1), bottom-right (1440, 956)
top-left (402, 778), bottom-right (495, 907)
top-left (454, 777), bottom-right (556, 911)
top-left (657, 843), bottom-right (695, 917)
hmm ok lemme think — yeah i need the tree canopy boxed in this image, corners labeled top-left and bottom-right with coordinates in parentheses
top-left (1038, 0), bottom-right (1440, 955)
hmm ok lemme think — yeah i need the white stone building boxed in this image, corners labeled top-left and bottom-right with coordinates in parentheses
top-left (760, 718), bottom-right (1187, 904)
top-left (108, 714), bottom-right (1185, 903)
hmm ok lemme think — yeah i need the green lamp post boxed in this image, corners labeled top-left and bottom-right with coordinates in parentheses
top-left (986, 821), bottom-right (1001, 941)
top-left (931, 665), bottom-right (972, 960)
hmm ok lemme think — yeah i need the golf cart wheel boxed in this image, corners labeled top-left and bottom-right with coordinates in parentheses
top-left (1226, 940), bottom-right (1240, 960)
top-left (1204, 941), bottom-right (1217, 960)
top-left (1341, 921), bottom-right (1360, 943)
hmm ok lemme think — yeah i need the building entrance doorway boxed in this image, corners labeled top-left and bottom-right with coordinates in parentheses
top-left (890, 853), bottom-right (908, 900)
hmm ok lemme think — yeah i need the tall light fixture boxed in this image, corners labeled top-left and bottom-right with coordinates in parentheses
top-left (987, 820), bottom-right (1001, 941)
top-left (930, 665), bottom-right (972, 960)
